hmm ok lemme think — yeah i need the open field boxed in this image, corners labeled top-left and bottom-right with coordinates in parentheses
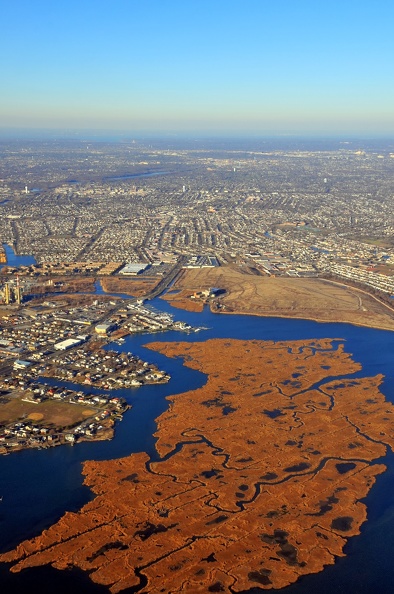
top-left (54, 277), bottom-right (96, 293)
top-left (166, 265), bottom-right (394, 331)
top-left (100, 276), bottom-right (160, 297)
top-left (0, 395), bottom-right (97, 428)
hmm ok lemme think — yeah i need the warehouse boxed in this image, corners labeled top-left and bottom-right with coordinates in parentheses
top-left (119, 263), bottom-right (149, 275)
top-left (54, 338), bottom-right (83, 351)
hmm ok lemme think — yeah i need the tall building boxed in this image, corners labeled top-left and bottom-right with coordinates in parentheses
top-left (1, 281), bottom-right (23, 305)
top-left (15, 286), bottom-right (22, 305)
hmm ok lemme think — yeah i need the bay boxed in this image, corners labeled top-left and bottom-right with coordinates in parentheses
top-left (0, 243), bottom-right (37, 269)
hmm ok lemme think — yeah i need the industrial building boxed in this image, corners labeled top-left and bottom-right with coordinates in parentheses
top-left (13, 360), bottom-right (33, 370)
top-left (54, 338), bottom-right (84, 351)
top-left (95, 323), bottom-right (115, 335)
top-left (0, 281), bottom-right (22, 305)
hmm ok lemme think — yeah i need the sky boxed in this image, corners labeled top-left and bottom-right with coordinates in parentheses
top-left (1, 0), bottom-right (394, 137)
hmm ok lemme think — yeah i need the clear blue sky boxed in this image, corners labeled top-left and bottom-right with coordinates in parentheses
top-left (1, 0), bottom-right (394, 136)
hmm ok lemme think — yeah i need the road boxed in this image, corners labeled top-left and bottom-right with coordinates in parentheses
top-left (143, 257), bottom-right (186, 301)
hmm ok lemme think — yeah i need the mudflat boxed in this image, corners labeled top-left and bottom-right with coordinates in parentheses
top-left (2, 338), bottom-right (394, 593)
top-left (164, 266), bottom-right (394, 330)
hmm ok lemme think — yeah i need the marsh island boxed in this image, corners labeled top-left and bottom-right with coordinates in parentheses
top-left (2, 337), bottom-right (394, 593)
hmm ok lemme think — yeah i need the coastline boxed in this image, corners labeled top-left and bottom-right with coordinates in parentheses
top-left (160, 266), bottom-right (394, 332)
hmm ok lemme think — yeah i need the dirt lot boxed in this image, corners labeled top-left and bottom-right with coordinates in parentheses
top-left (0, 395), bottom-right (97, 428)
top-left (167, 266), bottom-right (394, 331)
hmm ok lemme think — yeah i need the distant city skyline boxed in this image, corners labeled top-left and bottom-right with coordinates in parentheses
top-left (2, 0), bottom-right (394, 137)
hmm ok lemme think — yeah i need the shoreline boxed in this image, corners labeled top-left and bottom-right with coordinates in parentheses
top-left (163, 266), bottom-right (394, 333)
top-left (0, 423), bottom-right (116, 456)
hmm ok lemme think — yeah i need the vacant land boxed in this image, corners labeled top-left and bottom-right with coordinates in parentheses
top-left (31, 277), bottom-right (96, 294)
top-left (167, 266), bottom-right (394, 330)
top-left (100, 276), bottom-right (160, 297)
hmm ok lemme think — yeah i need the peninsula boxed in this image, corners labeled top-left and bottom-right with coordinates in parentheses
top-left (163, 265), bottom-right (394, 331)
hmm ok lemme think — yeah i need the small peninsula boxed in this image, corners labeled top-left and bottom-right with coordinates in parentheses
top-left (162, 266), bottom-right (394, 331)
top-left (2, 337), bottom-right (394, 593)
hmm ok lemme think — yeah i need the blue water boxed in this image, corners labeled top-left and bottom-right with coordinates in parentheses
top-left (0, 243), bottom-right (37, 268)
top-left (1, 294), bottom-right (394, 592)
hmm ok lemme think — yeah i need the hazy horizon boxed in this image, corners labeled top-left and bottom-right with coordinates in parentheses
top-left (1, 127), bottom-right (394, 143)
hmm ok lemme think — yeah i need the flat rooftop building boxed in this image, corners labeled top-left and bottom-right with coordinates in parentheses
top-left (54, 338), bottom-right (83, 351)
top-left (95, 323), bottom-right (114, 335)
top-left (119, 263), bottom-right (149, 275)
top-left (13, 359), bottom-right (32, 370)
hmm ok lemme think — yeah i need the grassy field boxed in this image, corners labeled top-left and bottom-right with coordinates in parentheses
top-left (0, 394), bottom-right (97, 428)
top-left (167, 265), bottom-right (394, 331)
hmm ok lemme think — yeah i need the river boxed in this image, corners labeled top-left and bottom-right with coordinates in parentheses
top-left (104, 170), bottom-right (170, 181)
top-left (1, 273), bottom-right (394, 592)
